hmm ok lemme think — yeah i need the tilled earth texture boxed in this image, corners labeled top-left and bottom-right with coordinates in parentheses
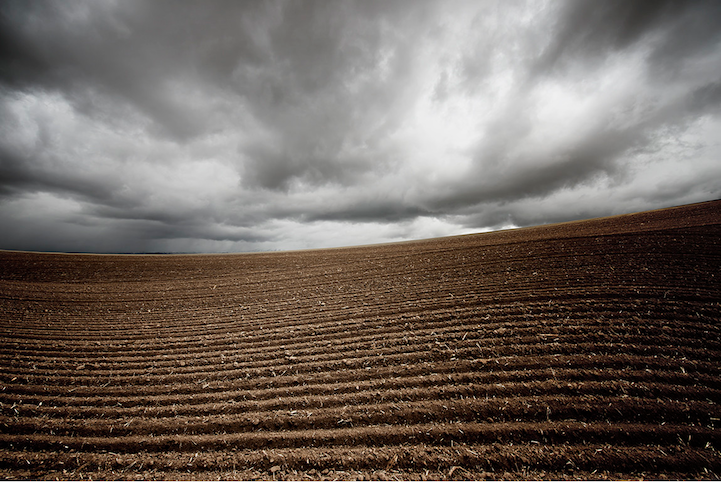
top-left (1, 201), bottom-right (720, 481)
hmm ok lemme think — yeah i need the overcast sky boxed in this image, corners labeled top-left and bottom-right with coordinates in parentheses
top-left (1, 0), bottom-right (720, 253)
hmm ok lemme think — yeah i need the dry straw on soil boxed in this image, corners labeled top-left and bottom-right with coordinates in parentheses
top-left (1, 200), bottom-right (720, 480)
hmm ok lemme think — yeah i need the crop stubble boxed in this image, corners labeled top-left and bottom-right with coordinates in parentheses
top-left (0, 201), bottom-right (720, 480)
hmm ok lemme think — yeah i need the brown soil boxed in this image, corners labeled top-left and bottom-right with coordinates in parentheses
top-left (1, 200), bottom-right (720, 480)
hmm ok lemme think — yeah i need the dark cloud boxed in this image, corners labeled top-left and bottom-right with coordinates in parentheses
top-left (1, 0), bottom-right (720, 253)
top-left (535, 0), bottom-right (721, 76)
top-left (306, 200), bottom-right (431, 224)
top-left (687, 81), bottom-right (721, 114)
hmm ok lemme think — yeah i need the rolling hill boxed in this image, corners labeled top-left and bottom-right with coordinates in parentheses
top-left (1, 200), bottom-right (720, 480)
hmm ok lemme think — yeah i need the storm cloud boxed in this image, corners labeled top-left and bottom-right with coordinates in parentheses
top-left (1, 0), bottom-right (720, 253)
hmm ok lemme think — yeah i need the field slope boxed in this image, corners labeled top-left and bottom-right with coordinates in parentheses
top-left (1, 201), bottom-right (720, 480)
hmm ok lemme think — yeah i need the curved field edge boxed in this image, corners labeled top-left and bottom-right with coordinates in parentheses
top-left (1, 200), bottom-right (720, 480)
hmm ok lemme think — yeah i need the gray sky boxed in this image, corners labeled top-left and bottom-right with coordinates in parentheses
top-left (1, 0), bottom-right (720, 253)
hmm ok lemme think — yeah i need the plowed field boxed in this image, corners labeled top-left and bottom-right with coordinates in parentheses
top-left (1, 201), bottom-right (720, 480)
